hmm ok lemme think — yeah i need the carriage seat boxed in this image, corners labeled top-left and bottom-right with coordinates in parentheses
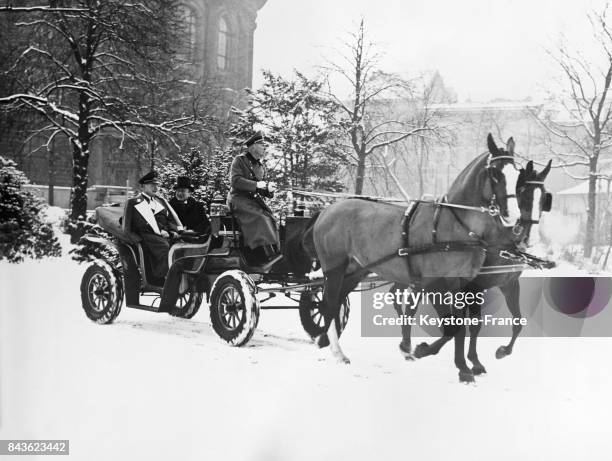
top-left (168, 238), bottom-right (210, 274)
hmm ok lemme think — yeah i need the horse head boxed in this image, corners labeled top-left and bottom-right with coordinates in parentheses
top-left (484, 133), bottom-right (522, 227)
top-left (515, 159), bottom-right (553, 247)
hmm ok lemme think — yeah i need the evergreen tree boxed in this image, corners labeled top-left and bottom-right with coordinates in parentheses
top-left (157, 147), bottom-right (232, 207)
top-left (0, 156), bottom-right (62, 263)
top-left (229, 71), bottom-right (347, 213)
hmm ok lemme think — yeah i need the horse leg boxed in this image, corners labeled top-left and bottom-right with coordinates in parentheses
top-left (413, 304), bottom-right (456, 359)
top-left (453, 315), bottom-right (475, 383)
top-left (496, 278), bottom-right (522, 359)
top-left (315, 264), bottom-right (351, 364)
top-left (467, 304), bottom-right (486, 375)
top-left (412, 294), bottom-right (475, 383)
top-left (389, 283), bottom-right (416, 360)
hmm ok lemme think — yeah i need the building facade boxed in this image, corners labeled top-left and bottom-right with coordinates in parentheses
top-left (4, 0), bottom-right (267, 196)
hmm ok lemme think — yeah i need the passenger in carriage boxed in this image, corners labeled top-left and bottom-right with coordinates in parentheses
top-left (227, 131), bottom-right (281, 265)
top-left (122, 171), bottom-right (183, 280)
top-left (169, 176), bottom-right (211, 235)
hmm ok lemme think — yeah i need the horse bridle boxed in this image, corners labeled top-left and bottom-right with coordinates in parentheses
top-left (517, 180), bottom-right (552, 226)
top-left (433, 154), bottom-right (516, 219)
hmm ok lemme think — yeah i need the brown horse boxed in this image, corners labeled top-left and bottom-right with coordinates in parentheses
top-left (295, 134), bottom-right (522, 381)
top-left (392, 159), bottom-right (553, 378)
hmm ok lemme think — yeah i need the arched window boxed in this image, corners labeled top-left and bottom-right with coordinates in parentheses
top-left (217, 15), bottom-right (230, 70)
top-left (178, 4), bottom-right (197, 61)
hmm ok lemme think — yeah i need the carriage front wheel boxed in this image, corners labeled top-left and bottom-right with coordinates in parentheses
top-left (209, 270), bottom-right (260, 347)
top-left (80, 260), bottom-right (123, 324)
top-left (299, 289), bottom-right (350, 340)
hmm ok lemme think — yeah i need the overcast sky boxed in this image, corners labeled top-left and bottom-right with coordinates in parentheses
top-left (252, 0), bottom-right (607, 102)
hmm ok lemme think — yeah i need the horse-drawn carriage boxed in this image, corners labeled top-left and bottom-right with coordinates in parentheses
top-left (80, 133), bottom-right (556, 382)
top-left (79, 197), bottom-right (349, 346)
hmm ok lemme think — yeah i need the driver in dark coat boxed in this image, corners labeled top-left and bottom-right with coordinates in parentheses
top-left (227, 131), bottom-right (280, 263)
top-left (122, 171), bottom-right (183, 280)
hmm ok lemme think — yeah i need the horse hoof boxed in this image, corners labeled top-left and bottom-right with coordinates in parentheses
top-left (414, 342), bottom-right (430, 359)
top-left (472, 364), bottom-right (487, 375)
top-left (459, 370), bottom-right (475, 383)
top-left (495, 346), bottom-right (510, 359)
top-left (316, 334), bottom-right (330, 348)
top-left (399, 343), bottom-right (415, 360)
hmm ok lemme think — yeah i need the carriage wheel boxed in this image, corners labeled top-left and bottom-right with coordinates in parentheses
top-left (80, 261), bottom-right (123, 324)
top-left (169, 289), bottom-right (204, 319)
top-left (209, 270), bottom-right (259, 347)
top-left (299, 289), bottom-right (350, 340)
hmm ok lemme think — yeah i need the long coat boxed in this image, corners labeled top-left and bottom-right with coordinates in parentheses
top-left (227, 152), bottom-right (279, 249)
top-left (122, 193), bottom-right (183, 279)
top-left (169, 196), bottom-right (210, 235)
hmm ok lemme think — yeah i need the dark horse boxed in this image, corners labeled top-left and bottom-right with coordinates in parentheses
top-left (293, 134), bottom-right (523, 381)
top-left (391, 158), bottom-right (553, 380)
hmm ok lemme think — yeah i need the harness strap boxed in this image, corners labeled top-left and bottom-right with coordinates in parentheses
top-left (401, 201), bottom-right (419, 280)
top-left (432, 197), bottom-right (444, 243)
top-left (398, 241), bottom-right (484, 256)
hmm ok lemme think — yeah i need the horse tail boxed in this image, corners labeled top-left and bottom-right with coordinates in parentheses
top-left (283, 212), bottom-right (320, 273)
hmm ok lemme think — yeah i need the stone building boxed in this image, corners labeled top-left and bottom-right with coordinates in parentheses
top-left (4, 0), bottom-right (267, 204)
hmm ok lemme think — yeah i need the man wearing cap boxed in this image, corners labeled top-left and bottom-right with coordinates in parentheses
top-left (169, 176), bottom-right (210, 235)
top-left (122, 171), bottom-right (183, 280)
top-left (227, 131), bottom-right (280, 264)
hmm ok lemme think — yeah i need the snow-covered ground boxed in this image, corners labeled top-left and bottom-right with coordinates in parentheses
top-left (1, 255), bottom-right (611, 461)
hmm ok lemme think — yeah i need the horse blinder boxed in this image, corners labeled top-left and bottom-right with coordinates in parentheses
top-left (542, 193), bottom-right (552, 212)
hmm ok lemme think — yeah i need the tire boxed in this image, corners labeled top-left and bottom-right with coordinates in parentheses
top-left (209, 270), bottom-right (259, 346)
top-left (169, 290), bottom-right (204, 319)
top-left (80, 260), bottom-right (123, 324)
top-left (299, 289), bottom-right (350, 340)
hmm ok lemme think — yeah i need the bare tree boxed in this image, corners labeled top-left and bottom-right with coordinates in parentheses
top-left (323, 19), bottom-right (432, 195)
top-left (530, 4), bottom-right (612, 257)
top-left (0, 1), bottom-right (210, 230)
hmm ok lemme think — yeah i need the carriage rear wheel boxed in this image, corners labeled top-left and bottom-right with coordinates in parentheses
top-left (209, 270), bottom-right (259, 346)
top-left (299, 289), bottom-right (350, 340)
top-left (80, 261), bottom-right (123, 324)
top-left (169, 290), bottom-right (204, 319)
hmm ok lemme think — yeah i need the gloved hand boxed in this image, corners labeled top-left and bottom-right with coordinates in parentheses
top-left (256, 181), bottom-right (267, 189)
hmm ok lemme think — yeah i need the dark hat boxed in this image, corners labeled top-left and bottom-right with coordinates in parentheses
top-left (138, 170), bottom-right (159, 185)
top-left (244, 131), bottom-right (264, 147)
top-left (173, 175), bottom-right (194, 191)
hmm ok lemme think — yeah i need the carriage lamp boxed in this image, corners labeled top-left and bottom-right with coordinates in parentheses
top-left (210, 193), bottom-right (227, 236)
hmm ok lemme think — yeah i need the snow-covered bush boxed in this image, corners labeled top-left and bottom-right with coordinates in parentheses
top-left (67, 217), bottom-right (120, 267)
top-left (0, 156), bottom-right (62, 263)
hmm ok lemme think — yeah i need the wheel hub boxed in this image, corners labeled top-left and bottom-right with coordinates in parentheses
top-left (88, 273), bottom-right (110, 312)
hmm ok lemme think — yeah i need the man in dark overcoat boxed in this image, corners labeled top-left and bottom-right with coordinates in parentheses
top-left (227, 131), bottom-right (280, 262)
top-left (122, 171), bottom-right (183, 280)
top-left (169, 176), bottom-right (210, 235)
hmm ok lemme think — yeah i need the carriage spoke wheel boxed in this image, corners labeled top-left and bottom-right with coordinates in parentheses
top-left (210, 271), bottom-right (260, 347)
top-left (306, 291), bottom-right (326, 330)
top-left (299, 289), bottom-right (350, 341)
top-left (88, 273), bottom-right (111, 312)
top-left (80, 261), bottom-right (123, 324)
top-left (219, 286), bottom-right (245, 330)
top-left (169, 287), bottom-right (204, 320)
